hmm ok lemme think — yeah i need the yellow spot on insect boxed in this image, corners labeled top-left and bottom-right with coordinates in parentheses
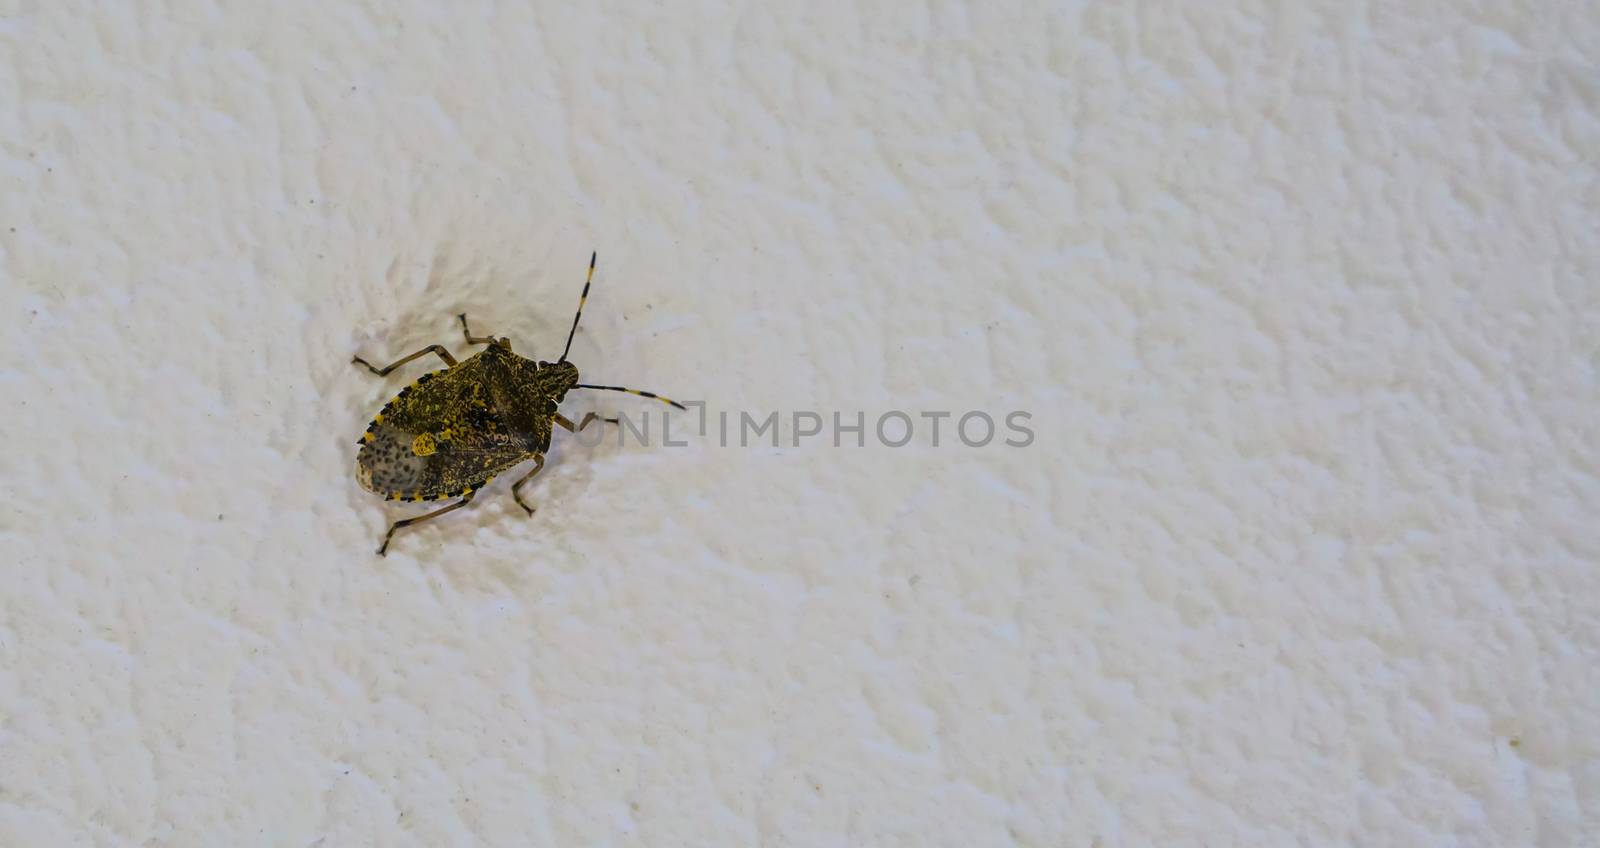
top-left (412, 433), bottom-right (438, 456)
top-left (363, 432), bottom-right (375, 443)
top-left (374, 413), bottom-right (385, 424)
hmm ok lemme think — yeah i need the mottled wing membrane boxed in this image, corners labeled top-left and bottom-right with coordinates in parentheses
top-left (355, 354), bottom-right (534, 501)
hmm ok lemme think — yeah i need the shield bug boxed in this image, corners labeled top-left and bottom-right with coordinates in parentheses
top-left (352, 252), bottom-right (685, 555)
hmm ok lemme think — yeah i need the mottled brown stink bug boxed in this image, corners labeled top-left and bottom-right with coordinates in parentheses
top-left (352, 252), bottom-right (685, 555)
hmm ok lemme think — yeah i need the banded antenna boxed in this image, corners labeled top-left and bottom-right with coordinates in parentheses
top-left (558, 251), bottom-right (597, 364)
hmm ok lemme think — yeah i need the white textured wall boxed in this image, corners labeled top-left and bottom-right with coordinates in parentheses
top-left (3, 2), bottom-right (1597, 845)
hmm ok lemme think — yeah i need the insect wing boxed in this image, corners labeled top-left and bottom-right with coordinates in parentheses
top-left (356, 357), bottom-right (531, 499)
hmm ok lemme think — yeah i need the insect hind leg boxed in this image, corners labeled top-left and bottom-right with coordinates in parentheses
top-left (377, 490), bottom-right (477, 556)
top-left (353, 344), bottom-right (457, 376)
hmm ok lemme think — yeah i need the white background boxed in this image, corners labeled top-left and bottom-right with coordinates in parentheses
top-left (3, 2), bottom-right (1597, 845)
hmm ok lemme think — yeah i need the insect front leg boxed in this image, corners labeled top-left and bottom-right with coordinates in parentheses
top-left (511, 454), bottom-right (545, 516)
top-left (353, 344), bottom-right (458, 376)
top-left (377, 491), bottom-right (477, 556)
top-left (458, 313), bottom-right (499, 346)
top-left (555, 412), bottom-right (620, 433)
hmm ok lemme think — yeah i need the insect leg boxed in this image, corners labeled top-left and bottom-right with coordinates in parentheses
top-left (511, 454), bottom-right (546, 516)
top-left (458, 313), bottom-right (498, 346)
top-left (555, 412), bottom-right (620, 433)
top-left (352, 344), bottom-right (457, 376)
top-left (376, 491), bottom-right (477, 556)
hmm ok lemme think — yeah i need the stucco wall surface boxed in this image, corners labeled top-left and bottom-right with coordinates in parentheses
top-left (2, 2), bottom-right (1597, 845)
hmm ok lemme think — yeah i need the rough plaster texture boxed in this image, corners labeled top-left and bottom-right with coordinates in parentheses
top-left (2, 2), bottom-right (1598, 845)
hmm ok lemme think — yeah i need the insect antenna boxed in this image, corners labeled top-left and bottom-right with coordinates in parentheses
top-left (558, 251), bottom-right (597, 364)
top-left (575, 383), bottom-right (687, 410)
